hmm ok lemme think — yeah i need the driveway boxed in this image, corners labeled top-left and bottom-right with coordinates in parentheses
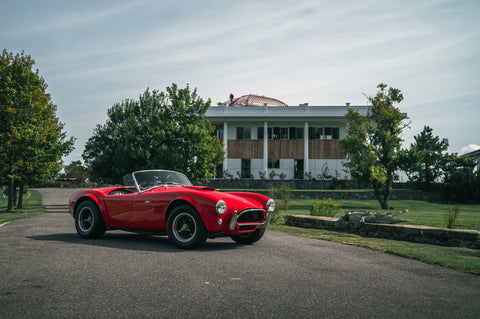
top-left (0, 189), bottom-right (479, 318)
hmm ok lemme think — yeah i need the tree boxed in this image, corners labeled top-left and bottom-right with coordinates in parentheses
top-left (340, 83), bottom-right (406, 209)
top-left (83, 84), bottom-right (224, 184)
top-left (62, 160), bottom-right (90, 185)
top-left (401, 126), bottom-right (449, 190)
top-left (0, 50), bottom-right (75, 212)
top-left (442, 154), bottom-right (479, 202)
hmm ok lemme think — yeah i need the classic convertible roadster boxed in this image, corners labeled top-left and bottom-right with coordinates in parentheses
top-left (69, 170), bottom-right (275, 249)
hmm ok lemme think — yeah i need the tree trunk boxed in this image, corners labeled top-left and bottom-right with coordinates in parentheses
top-left (16, 182), bottom-right (24, 209)
top-left (7, 179), bottom-right (15, 212)
top-left (380, 170), bottom-right (394, 210)
top-left (13, 181), bottom-right (18, 208)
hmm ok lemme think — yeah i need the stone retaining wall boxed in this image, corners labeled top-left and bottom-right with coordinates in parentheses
top-left (284, 215), bottom-right (480, 249)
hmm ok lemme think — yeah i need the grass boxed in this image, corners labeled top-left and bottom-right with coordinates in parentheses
top-left (0, 190), bottom-right (45, 223)
top-left (284, 198), bottom-right (480, 231)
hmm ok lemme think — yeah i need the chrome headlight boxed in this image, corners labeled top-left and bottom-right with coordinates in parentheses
top-left (216, 200), bottom-right (227, 215)
top-left (267, 199), bottom-right (275, 212)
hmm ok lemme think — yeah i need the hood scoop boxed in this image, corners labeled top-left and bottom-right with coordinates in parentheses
top-left (186, 186), bottom-right (216, 191)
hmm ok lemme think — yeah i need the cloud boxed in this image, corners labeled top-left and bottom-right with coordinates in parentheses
top-left (460, 144), bottom-right (480, 155)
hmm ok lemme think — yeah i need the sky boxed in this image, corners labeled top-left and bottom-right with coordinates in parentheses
top-left (1, 0), bottom-right (479, 165)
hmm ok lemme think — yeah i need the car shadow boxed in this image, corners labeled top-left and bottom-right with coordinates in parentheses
top-left (26, 231), bottom-right (244, 253)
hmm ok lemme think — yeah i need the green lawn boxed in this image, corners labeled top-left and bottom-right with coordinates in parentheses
top-left (0, 190), bottom-right (45, 223)
top-left (284, 198), bottom-right (480, 231)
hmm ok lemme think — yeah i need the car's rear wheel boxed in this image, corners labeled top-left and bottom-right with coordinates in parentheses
top-left (230, 227), bottom-right (266, 245)
top-left (167, 205), bottom-right (207, 249)
top-left (75, 200), bottom-right (106, 239)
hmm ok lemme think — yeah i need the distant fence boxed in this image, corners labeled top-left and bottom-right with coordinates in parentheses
top-left (207, 180), bottom-right (441, 201)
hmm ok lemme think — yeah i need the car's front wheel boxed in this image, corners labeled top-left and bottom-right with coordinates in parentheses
top-left (75, 200), bottom-right (106, 239)
top-left (230, 227), bottom-right (266, 245)
top-left (167, 205), bottom-right (207, 249)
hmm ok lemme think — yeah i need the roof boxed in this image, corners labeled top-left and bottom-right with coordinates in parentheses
top-left (462, 148), bottom-right (480, 158)
top-left (218, 94), bottom-right (288, 107)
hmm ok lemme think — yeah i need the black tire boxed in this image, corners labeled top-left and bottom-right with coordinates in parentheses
top-left (230, 227), bottom-right (266, 245)
top-left (75, 200), bottom-right (106, 239)
top-left (167, 205), bottom-right (207, 249)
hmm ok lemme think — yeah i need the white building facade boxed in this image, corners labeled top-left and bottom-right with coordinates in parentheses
top-left (206, 95), bottom-right (369, 180)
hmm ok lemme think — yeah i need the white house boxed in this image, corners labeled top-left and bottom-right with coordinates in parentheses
top-left (206, 94), bottom-right (369, 180)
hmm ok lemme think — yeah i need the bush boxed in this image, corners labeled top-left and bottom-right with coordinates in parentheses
top-left (445, 206), bottom-right (460, 228)
top-left (310, 197), bottom-right (343, 217)
top-left (275, 183), bottom-right (292, 210)
top-left (269, 200), bottom-right (284, 225)
top-left (331, 178), bottom-right (349, 190)
top-left (443, 168), bottom-right (480, 203)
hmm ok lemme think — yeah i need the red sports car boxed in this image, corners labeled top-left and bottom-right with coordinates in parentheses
top-left (69, 170), bottom-right (275, 249)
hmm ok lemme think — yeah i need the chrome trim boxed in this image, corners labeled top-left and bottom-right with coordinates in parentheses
top-left (229, 210), bottom-right (238, 231)
top-left (229, 208), bottom-right (267, 231)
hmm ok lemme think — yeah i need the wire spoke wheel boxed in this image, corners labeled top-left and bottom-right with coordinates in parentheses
top-left (172, 212), bottom-right (197, 242)
top-left (78, 207), bottom-right (94, 233)
top-left (74, 200), bottom-right (106, 239)
top-left (167, 205), bottom-right (207, 249)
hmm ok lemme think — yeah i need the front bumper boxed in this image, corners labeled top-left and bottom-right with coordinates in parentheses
top-left (229, 208), bottom-right (269, 231)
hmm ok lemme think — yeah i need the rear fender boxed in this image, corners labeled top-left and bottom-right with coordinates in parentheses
top-left (71, 192), bottom-right (112, 226)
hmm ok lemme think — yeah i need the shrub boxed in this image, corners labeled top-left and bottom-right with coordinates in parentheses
top-left (310, 197), bottom-right (343, 217)
top-left (331, 178), bottom-right (349, 190)
top-left (276, 183), bottom-right (292, 211)
top-left (445, 206), bottom-right (460, 228)
top-left (269, 200), bottom-right (284, 225)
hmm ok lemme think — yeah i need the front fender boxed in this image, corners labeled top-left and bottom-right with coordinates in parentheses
top-left (168, 194), bottom-right (220, 232)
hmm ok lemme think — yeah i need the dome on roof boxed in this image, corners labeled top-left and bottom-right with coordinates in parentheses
top-left (217, 94), bottom-right (288, 107)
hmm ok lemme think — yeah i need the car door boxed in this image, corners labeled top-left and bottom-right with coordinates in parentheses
top-left (104, 193), bottom-right (135, 228)
top-left (129, 189), bottom-right (169, 230)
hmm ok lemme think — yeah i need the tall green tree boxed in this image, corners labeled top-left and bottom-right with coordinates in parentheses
top-left (0, 50), bottom-right (75, 211)
top-left (442, 154), bottom-right (479, 202)
top-left (61, 160), bottom-right (90, 184)
top-left (401, 125), bottom-right (449, 190)
top-left (340, 83), bottom-right (406, 209)
top-left (83, 84), bottom-right (224, 184)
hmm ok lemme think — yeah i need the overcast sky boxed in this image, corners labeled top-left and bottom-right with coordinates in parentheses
top-left (2, 0), bottom-right (479, 164)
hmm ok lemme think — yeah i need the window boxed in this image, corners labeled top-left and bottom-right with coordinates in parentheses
top-left (216, 128), bottom-right (223, 140)
top-left (268, 159), bottom-right (280, 169)
top-left (294, 159), bottom-right (304, 179)
top-left (241, 159), bottom-right (251, 178)
top-left (257, 127), bottom-right (264, 140)
top-left (236, 127), bottom-right (251, 140)
top-left (259, 127), bottom-right (307, 140)
top-left (289, 127), bottom-right (304, 140)
top-left (272, 127), bottom-right (288, 140)
top-left (324, 127), bottom-right (339, 140)
top-left (309, 127), bottom-right (339, 140)
top-left (309, 127), bottom-right (323, 140)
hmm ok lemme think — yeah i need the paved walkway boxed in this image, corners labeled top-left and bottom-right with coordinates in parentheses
top-left (33, 188), bottom-right (81, 213)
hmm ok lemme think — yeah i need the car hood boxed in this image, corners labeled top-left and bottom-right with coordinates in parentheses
top-left (184, 186), bottom-right (265, 209)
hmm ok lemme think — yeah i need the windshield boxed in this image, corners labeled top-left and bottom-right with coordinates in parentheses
top-left (127, 170), bottom-right (192, 192)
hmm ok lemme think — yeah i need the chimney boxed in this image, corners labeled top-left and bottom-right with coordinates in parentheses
top-left (346, 102), bottom-right (351, 106)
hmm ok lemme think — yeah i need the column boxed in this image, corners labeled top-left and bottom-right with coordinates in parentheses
top-left (304, 121), bottom-right (309, 177)
top-left (223, 122), bottom-right (228, 173)
top-left (263, 121), bottom-right (268, 177)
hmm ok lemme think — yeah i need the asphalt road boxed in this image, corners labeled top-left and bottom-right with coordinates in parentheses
top-left (1, 189), bottom-right (479, 319)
